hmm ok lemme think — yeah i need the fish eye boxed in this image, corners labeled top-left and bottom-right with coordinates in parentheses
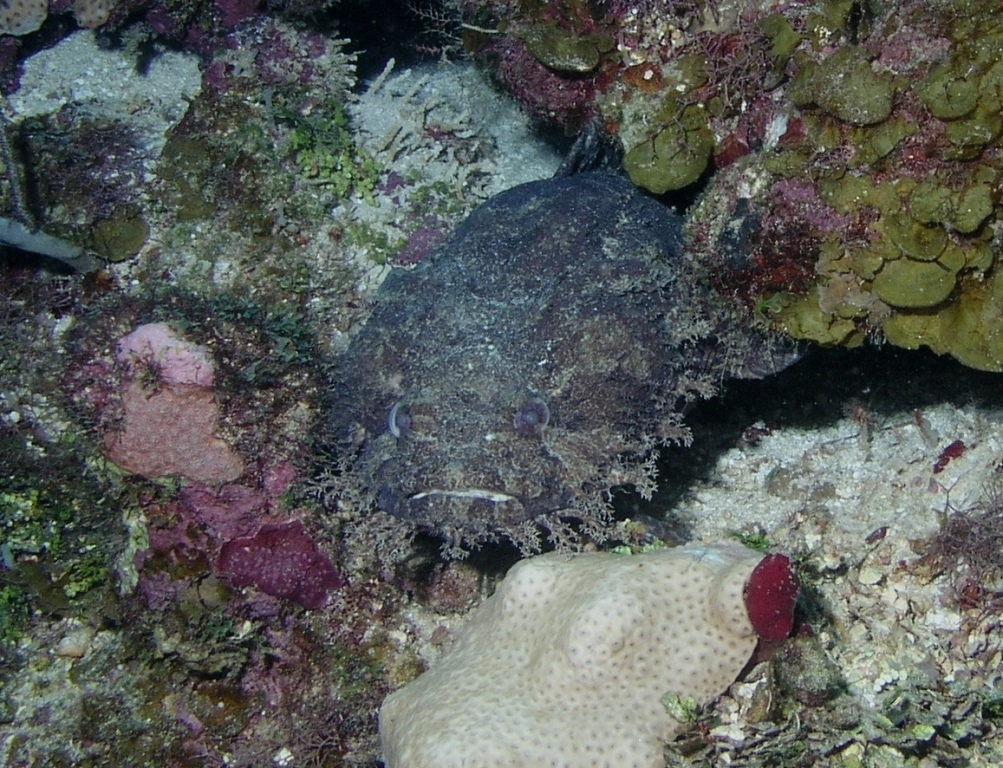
top-left (512, 396), bottom-right (550, 437)
top-left (388, 400), bottom-right (411, 439)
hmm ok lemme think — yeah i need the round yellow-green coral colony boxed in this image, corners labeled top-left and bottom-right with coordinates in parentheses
top-left (789, 48), bottom-right (895, 126)
top-left (684, 3), bottom-right (1003, 373)
top-left (522, 23), bottom-right (607, 73)
top-left (871, 256), bottom-right (958, 309)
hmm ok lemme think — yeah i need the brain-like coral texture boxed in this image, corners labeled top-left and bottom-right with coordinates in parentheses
top-left (379, 542), bottom-right (798, 768)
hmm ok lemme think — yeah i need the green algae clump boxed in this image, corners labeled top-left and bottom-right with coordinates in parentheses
top-left (881, 212), bottom-right (948, 262)
top-left (617, 54), bottom-right (714, 194)
top-left (774, 293), bottom-right (862, 346)
top-left (0, 584), bottom-right (30, 644)
top-left (761, 13), bottom-right (801, 63)
top-left (278, 97), bottom-right (379, 201)
top-left (90, 205), bottom-right (150, 262)
top-left (908, 182), bottom-right (957, 227)
top-left (882, 270), bottom-right (1003, 371)
top-left (953, 184), bottom-right (995, 233)
top-left (595, 0), bottom-right (1003, 373)
top-left (910, 181), bottom-right (997, 234)
top-left (918, 63), bottom-right (981, 120)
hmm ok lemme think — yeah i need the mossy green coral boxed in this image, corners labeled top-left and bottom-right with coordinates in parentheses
top-left (514, 0), bottom-right (615, 74)
top-left (522, 22), bottom-right (612, 73)
top-left (871, 256), bottom-right (959, 308)
top-left (952, 184), bottom-right (995, 233)
top-left (623, 90), bottom-right (713, 194)
top-left (765, 14), bottom-right (1003, 369)
top-left (918, 63), bottom-right (981, 120)
top-left (774, 293), bottom-right (862, 346)
top-left (343, 221), bottom-right (407, 266)
top-left (883, 269), bottom-right (1003, 371)
top-left (880, 212), bottom-right (948, 262)
top-left (615, 54), bottom-right (714, 194)
top-left (624, 119), bottom-right (714, 193)
top-left (944, 109), bottom-right (1003, 159)
top-left (789, 48), bottom-right (895, 126)
top-left (761, 13), bottom-right (801, 64)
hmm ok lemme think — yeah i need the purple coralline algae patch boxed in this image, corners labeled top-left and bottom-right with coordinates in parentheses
top-left (216, 520), bottom-right (344, 609)
top-left (395, 224), bottom-right (447, 266)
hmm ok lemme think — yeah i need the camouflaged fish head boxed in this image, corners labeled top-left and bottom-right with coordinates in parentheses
top-left (328, 173), bottom-right (796, 554)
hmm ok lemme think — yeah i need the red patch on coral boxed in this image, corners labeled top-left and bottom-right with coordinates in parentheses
top-left (715, 215), bottom-right (820, 307)
top-left (778, 119), bottom-right (805, 147)
top-left (744, 553), bottom-right (799, 642)
top-left (714, 131), bottom-right (751, 169)
top-left (216, 521), bottom-right (343, 609)
top-left (621, 62), bottom-right (663, 93)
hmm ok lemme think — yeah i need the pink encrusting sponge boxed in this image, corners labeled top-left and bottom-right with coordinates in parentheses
top-left (380, 542), bottom-right (800, 768)
top-left (744, 553), bottom-right (800, 642)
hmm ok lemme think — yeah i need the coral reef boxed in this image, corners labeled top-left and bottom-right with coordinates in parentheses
top-left (7, 2), bottom-right (1003, 766)
top-left (379, 542), bottom-right (798, 767)
top-left (470, 0), bottom-right (1003, 371)
top-left (681, 2), bottom-right (1003, 371)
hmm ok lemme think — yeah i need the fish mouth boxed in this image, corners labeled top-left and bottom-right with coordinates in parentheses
top-left (376, 482), bottom-right (524, 518)
top-left (409, 488), bottom-right (519, 504)
top-left (378, 484), bottom-right (530, 531)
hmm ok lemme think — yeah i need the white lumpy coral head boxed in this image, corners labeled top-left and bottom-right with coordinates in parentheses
top-left (380, 542), bottom-right (793, 768)
top-left (0, 0), bottom-right (46, 36)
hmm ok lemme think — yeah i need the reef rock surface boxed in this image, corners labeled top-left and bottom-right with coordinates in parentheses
top-left (328, 172), bottom-right (795, 554)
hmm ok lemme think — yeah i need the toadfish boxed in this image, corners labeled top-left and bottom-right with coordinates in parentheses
top-left (328, 172), bottom-right (796, 555)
